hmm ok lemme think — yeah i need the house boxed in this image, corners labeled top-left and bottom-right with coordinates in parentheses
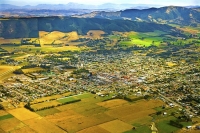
top-left (196, 125), bottom-right (200, 130)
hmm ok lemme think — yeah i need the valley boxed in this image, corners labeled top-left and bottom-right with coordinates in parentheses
top-left (0, 4), bottom-right (200, 133)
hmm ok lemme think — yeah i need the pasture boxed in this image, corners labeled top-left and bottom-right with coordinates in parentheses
top-left (22, 67), bottom-right (44, 73)
top-left (120, 31), bottom-right (165, 47)
top-left (0, 66), bottom-right (20, 82)
top-left (23, 117), bottom-right (66, 133)
top-left (86, 30), bottom-right (105, 39)
top-left (30, 100), bottom-right (61, 111)
top-left (8, 108), bottom-right (39, 121)
top-left (77, 126), bottom-right (110, 133)
top-left (0, 117), bottom-right (25, 132)
top-left (98, 119), bottom-right (133, 133)
top-left (39, 31), bottom-right (79, 46)
top-left (1, 94), bottom-right (180, 133)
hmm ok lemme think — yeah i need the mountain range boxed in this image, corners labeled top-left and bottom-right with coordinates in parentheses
top-left (76, 6), bottom-right (200, 26)
top-left (0, 17), bottom-right (173, 39)
top-left (0, 3), bottom-right (168, 10)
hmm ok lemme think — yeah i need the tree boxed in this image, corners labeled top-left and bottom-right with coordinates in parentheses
top-left (0, 104), bottom-right (4, 110)
top-left (13, 69), bottom-right (24, 74)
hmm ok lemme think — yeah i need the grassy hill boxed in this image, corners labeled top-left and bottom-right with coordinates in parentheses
top-left (0, 17), bottom-right (173, 39)
top-left (77, 6), bottom-right (200, 26)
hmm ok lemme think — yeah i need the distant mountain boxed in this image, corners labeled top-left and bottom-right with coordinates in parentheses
top-left (0, 16), bottom-right (173, 39)
top-left (76, 6), bottom-right (200, 26)
top-left (0, 3), bottom-right (162, 11)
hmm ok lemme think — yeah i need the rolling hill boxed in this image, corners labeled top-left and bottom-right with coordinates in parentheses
top-left (0, 17), bottom-right (173, 39)
top-left (76, 6), bottom-right (200, 26)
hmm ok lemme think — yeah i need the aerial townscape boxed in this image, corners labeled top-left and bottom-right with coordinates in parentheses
top-left (0, 0), bottom-right (200, 133)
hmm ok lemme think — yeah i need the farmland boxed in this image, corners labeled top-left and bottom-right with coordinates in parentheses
top-left (0, 66), bottom-right (20, 82)
top-left (0, 17), bottom-right (200, 133)
top-left (0, 92), bottom-right (173, 133)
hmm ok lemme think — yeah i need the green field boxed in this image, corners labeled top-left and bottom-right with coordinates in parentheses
top-left (74, 93), bottom-right (93, 99)
top-left (156, 118), bottom-right (180, 133)
top-left (36, 108), bottom-right (61, 117)
top-left (0, 114), bottom-right (14, 121)
top-left (57, 96), bottom-right (80, 104)
top-left (119, 31), bottom-right (166, 47)
top-left (124, 125), bottom-right (151, 133)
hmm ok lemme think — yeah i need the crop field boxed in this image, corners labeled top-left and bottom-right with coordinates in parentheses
top-left (0, 114), bottom-right (14, 121)
top-left (0, 66), bottom-right (20, 82)
top-left (31, 93), bottom-right (71, 104)
top-left (0, 38), bottom-right (21, 44)
top-left (0, 38), bottom-right (38, 45)
top-left (39, 31), bottom-right (79, 46)
top-left (0, 97), bottom-right (172, 133)
top-left (57, 96), bottom-right (79, 104)
top-left (22, 67), bottom-right (44, 73)
top-left (0, 110), bottom-right (8, 116)
top-left (86, 30), bottom-right (105, 39)
top-left (0, 117), bottom-right (25, 132)
top-left (23, 117), bottom-right (66, 133)
top-left (9, 126), bottom-right (36, 133)
top-left (54, 113), bottom-right (115, 133)
top-left (36, 108), bottom-right (61, 117)
top-left (105, 100), bottom-right (163, 122)
top-left (8, 108), bottom-right (39, 121)
top-left (98, 119), bottom-right (133, 133)
top-left (30, 100), bottom-right (61, 111)
top-left (97, 99), bottom-right (128, 108)
top-left (77, 126), bottom-right (110, 133)
top-left (119, 31), bottom-right (165, 47)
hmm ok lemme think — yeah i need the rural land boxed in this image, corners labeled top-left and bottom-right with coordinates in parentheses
top-left (0, 3), bottom-right (200, 133)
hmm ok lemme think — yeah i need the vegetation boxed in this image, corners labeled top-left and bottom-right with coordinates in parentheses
top-left (0, 17), bottom-right (173, 39)
top-left (0, 114), bottom-right (14, 121)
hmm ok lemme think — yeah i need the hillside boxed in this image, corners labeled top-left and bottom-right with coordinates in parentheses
top-left (0, 17), bottom-right (173, 39)
top-left (77, 6), bottom-right (200, 26)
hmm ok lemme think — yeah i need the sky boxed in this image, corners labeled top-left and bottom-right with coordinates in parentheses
top-left (0, 0), bottom-right (200, 6)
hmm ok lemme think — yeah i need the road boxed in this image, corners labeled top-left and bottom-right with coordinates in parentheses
top-left (158, 93), bottom-right (196, 116)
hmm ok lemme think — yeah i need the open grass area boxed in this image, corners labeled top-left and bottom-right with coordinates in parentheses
top-left (74, 93), bottom-right (93, 99)
top-left (0, 117), bottom-right (26, 132)
top-left (57, 96), bottom-right (79, 104)
top-left (86, 30), bottom-right (105, 39)
top-left (98, 119), bottom-right (133, 133)
top-left (8, 108), bottom-right (40, 121)
top-left (124, 125), bottom-right (151, 133)
top-left (23, 117), bottom-right (65, 133)
top-left (156, 117), bottom-right (180, 133)
top-left (30, 100), bottom-right (61, 111)
top-left (36, 108), bottom-right (61, 117)
top-left (39, 31), bottom-right (79, 46)
top-left (0, 65), bottom-right (20, 82)
top-left (119, 31), bottom-right (166, 47)
top-left (0, 114), bottom-right (14, 121)
top-left (22, 67), bottom-right (44, 73)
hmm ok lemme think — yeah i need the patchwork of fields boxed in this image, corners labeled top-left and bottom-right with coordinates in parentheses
top-left (0, 93), bottom-right (169, 133)
top-left (0, 66), bottom-right (20, 82)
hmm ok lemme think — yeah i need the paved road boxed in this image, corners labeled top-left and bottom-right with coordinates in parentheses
top-left (158, 93), bottom-right (196, 116)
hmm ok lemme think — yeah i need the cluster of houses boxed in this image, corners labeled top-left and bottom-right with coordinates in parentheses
top-left (0, 48), bottom-right (199, 116)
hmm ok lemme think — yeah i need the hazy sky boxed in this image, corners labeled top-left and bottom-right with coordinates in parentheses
top-left (1, 0), bottom-right (200, 6)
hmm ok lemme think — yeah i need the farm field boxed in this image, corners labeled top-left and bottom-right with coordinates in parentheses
top-left (0, 66), bottom-right (20, 82)
top-left (22, 67), bottom-right (44, 73)
top-left (8, 108), bottom-right (39, 121)
top-left (0, 117), bottom-right (25, 132)
top-left (39, 31), bottom-right (79, 46)
top-left (0, 95), bottom-right (197, 133)
top-left (98, 119), bottom-right (133, 133)
top-left (23, 117), bottom-right (66, 133)
top-left (86, 30), bottom-right (105, 39)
